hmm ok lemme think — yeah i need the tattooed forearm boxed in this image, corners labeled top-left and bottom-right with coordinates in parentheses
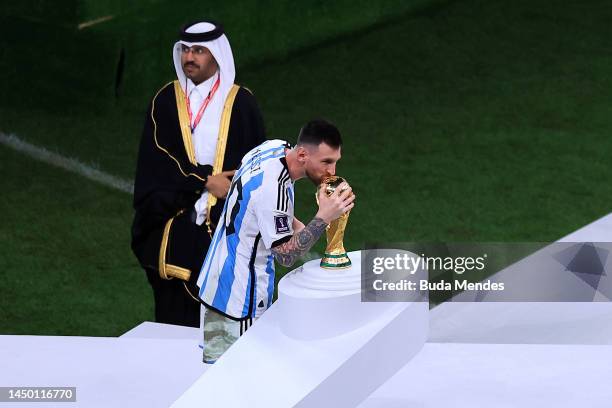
top-left (271, 217), bottom-right (328, 267)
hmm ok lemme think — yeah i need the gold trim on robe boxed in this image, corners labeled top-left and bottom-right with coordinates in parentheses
top-left (173, 81), bottom-right (197, 165)
top-left (205, 84), bottom-right (241, 234)
top-left (158, 211), bottom-right (192, 281)
top-left (150, 82), bottom-right (206, 182)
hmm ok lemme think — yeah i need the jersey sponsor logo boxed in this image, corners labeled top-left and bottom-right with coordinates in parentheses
top-left (275, 215), bottom-right (290, 233)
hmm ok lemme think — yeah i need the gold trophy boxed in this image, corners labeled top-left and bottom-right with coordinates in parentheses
top-left (317, 176), bottom-right (352, 269)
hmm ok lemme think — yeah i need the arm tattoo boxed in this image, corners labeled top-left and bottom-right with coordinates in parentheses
top-left (271, 217), bottom-right (328, 267)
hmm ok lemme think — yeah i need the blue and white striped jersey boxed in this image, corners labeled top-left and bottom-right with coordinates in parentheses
top-left (196, 140), bottom-right (295, 320)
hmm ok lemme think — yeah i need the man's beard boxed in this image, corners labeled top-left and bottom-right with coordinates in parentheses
top-left (305, 168), bottom-right (330, 186)
top-left (305, 168), bottom-right (321, 186)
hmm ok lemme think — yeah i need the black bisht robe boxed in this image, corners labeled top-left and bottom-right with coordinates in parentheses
top-left (131, 82), bottom-right (266, 291)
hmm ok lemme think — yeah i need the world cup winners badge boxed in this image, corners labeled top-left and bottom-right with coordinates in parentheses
top-left (317, 176), bottom-right (353, 269)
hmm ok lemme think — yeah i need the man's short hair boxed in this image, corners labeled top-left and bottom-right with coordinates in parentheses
top-left (296, 119), bottom-right (342, 149)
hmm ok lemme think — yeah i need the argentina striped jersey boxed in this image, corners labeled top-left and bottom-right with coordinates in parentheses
top-left (196, 139), bottom-right (295, 320)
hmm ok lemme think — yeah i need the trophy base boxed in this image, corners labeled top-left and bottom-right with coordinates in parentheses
top-left (320, 252), bottom-right (352, 269)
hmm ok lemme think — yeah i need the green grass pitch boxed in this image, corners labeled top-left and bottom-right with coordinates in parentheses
top-left (1, 0), bottom-right (611, 335)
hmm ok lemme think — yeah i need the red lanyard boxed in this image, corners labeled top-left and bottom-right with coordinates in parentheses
top-left (185, 74), bottom-right (221, 132)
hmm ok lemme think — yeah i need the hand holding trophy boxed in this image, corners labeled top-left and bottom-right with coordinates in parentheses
top-left (315, 176), bottom-right (355, 269)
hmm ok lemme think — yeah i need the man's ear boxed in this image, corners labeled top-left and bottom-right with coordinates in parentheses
top-left (296, 146), bottom-right (309, 164)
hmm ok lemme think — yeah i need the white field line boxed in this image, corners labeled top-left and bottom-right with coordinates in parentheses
top-left (0, 132), bottom-right (133, 194)
top-left (77, 15), bottom-right (115, 30)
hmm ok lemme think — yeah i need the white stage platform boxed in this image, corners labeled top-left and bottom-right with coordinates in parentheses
top-left (0, 335), bottom-right (205, 407)
top-left (360, 343), bottom-right (612, 408)
top-left (2, 328), bottom-right (610, 407)
top-left (1, 212), bottom-right (611, 407)
top-left (430, 212), bottom-right (612, 345)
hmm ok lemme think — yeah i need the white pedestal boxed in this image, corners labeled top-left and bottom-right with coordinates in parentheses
top-left (172, 251), bottom-right (428, 408)
top-left (277, 251), bottom-right (407, 340)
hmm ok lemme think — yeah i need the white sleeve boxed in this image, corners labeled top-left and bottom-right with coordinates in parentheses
top-left (255, 167), bottom-right (294, 249)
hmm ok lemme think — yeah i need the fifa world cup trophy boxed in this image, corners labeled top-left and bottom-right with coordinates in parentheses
top-left (317, 176), bottom-right (352, 269)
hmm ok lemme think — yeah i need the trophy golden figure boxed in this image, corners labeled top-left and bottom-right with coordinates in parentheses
top-left (317, 176), bottom-right (352, 269)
